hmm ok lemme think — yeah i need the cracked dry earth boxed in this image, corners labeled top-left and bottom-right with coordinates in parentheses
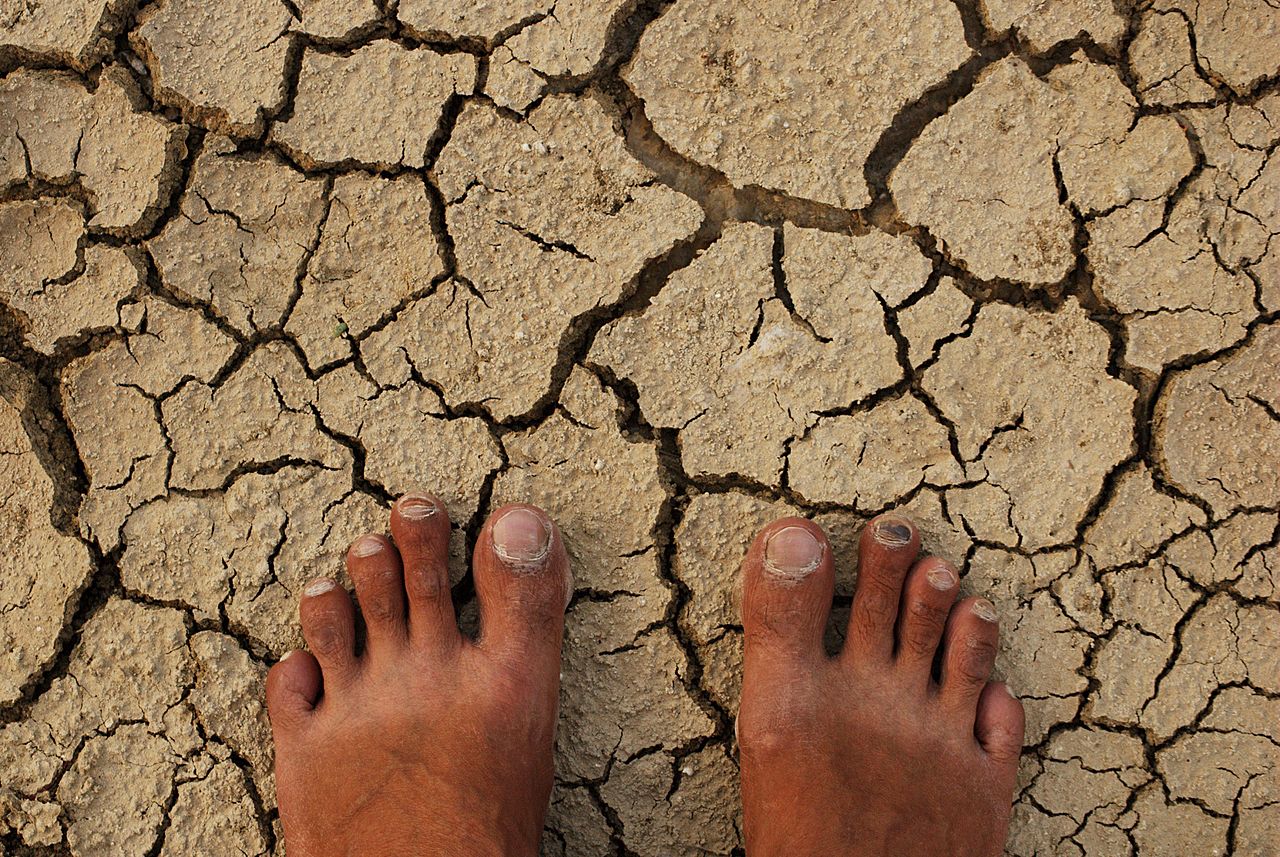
top-left (0, 0), bottom-right (1278, 854)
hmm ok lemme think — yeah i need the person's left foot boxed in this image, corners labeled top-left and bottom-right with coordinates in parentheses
top-left (265, 493), bottom-right (571, 857)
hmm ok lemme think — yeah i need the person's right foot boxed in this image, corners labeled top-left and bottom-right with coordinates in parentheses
top-left (737, 513), bottom-right (1025, 857)
top-left (266, 495), bottom-right (571, 857)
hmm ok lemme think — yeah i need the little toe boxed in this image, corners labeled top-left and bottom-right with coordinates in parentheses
top-left (299, 577), bottom-right (359, 688)
top-left (939, 597), bottom-right (1000, 720)
top-left (346, 533), bottom-right (407, 651)
top-left (843, 513), bottom-right (920, 663)
top-left (975, 681), bottom-right (1025, 766)
top-left (266, 649), bottom-right (322, 733)
top-left (472, 504), bottom-right (571, 667)
top-left (389, 492), bottom-right (460, 650)
top-left (894, 556), bottom-right (958, 679)
top-left (741, 517), bottom-right (834, 663)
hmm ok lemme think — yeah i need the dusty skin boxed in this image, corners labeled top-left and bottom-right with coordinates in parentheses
top-left (737, 514), bottom-right (1024, 857)
top-left (2, 0), bottom-right (1279, 853)
top-left (269, 496), bottom-right (571, 856)
top-left (267, 495), bottom-right (1024, 857)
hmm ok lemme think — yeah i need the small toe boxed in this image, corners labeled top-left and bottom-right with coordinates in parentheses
top-left (894, 555), bottom-right (958, 678)
top-left (390, 492), bottom-right (460, 649)
top-left (266, 649), bottom-right (322, 732)
top-left (346, 533), bottom-right (406, 650)
top-left (472, 504), bottom-right (571, 667)
top-left (939, 596), bottom-right (1000, 719)
top-left (299, 577), bottom-right (359, 687)
top-left (741, 517), bottom-right (834, 663)
top-left (975, 681), bottom-right (1025, 766)
top-left (843, 514), bottom-right (920, 663)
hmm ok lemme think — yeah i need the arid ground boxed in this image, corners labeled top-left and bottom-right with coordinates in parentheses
top-left (1, 0), bottom-right (1278, 854)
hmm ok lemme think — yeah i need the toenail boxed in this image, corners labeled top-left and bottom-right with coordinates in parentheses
top-left (764, 526), bottom-right (824, 580)
top-left (872, 517), bottom-right (913, 548)
top-left (397, 493), bottom-right (438, 519)
top-left (926, 565), bottom-right (957, 590)
top-left (1004, 683), bottom-right (1017, 700)
top-left (351, 534), bottom-right (384, 557)
top-left (492, 507), bottom-right (551, 569)
top-left (972, 598), bottom-right (998, 622)
top-left (303, 578), bottom-right (337, 597)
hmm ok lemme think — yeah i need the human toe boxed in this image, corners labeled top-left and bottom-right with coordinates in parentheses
top-left (975, 680), bottom-right (1025, 765)
top-left (844, 513), bottom-right (920, 662)
top-left (472, 504), bottom-right (571, 663)
top-left (389, 492), bottom-right (460, 648)
top-left (741, 517), bottom-right (834, 660)
top-left (266, 649), bottom-right (322, 733)
top-left (346, 533), bottom-right (407, 650)
top-left (299, 577), bottom-right (359, 687)
top-left (939, 596), bottom-right (1000, 719)
top-left (895, 555), bottom-right (958, 678)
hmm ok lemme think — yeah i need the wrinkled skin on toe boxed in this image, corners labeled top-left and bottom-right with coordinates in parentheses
top-left (266, 495), bottom-right (571, 857)
top-left (738, 514), bottom-right (1025, 857)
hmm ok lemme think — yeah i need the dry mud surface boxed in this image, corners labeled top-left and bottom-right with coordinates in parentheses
top-left (1, 0), bottom-right (1278, 854)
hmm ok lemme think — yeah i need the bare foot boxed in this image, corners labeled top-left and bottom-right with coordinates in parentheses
top-left (737, 513), bottom-right (1025, 856)
top-left (266, 494), bottom-right (571, 857)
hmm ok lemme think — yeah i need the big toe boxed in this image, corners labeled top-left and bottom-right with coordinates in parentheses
top-left (741, 517), bottom-right (834, 663)
top-left (472, 504), bottom-right (570, 666)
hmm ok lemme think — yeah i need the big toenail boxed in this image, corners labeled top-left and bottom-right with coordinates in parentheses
top-left (764, 526), bottom-right (824, 579)
top-left (397, 494), bottom-right (438, 519)
top-left (872, 517), bottom-right (913, 548)
top-left (972, 599), bottom-right (998, 622)
top-left (492, 507), bottom-right (551, 569)
top-left (1004, 683), bottom-right (1017, 700)
top-left (351, 534), bottom-right (384, 557)
top-left (304, 578), bottom-right (337, 597)
top-left (926, 565), bottom-right (957, 590)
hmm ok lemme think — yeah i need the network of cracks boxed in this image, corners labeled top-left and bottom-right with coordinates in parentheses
top-left (0, 0), bottom-right (1278, 854)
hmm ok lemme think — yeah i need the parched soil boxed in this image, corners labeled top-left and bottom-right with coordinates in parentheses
top-left (1, 0), bottom-right (1278, 854)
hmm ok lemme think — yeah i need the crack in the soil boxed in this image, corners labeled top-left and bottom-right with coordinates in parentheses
top-left (3, 0), bottom-right (1279, 851)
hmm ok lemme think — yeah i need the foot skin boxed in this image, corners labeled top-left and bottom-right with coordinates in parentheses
top-left (266, 494), bottom-right (571, 857)
top-left (737, 514), bottom-right (1025, 857)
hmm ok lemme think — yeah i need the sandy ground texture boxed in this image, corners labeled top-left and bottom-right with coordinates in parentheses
top-left (1, 0), bottom-right (1278, 854)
